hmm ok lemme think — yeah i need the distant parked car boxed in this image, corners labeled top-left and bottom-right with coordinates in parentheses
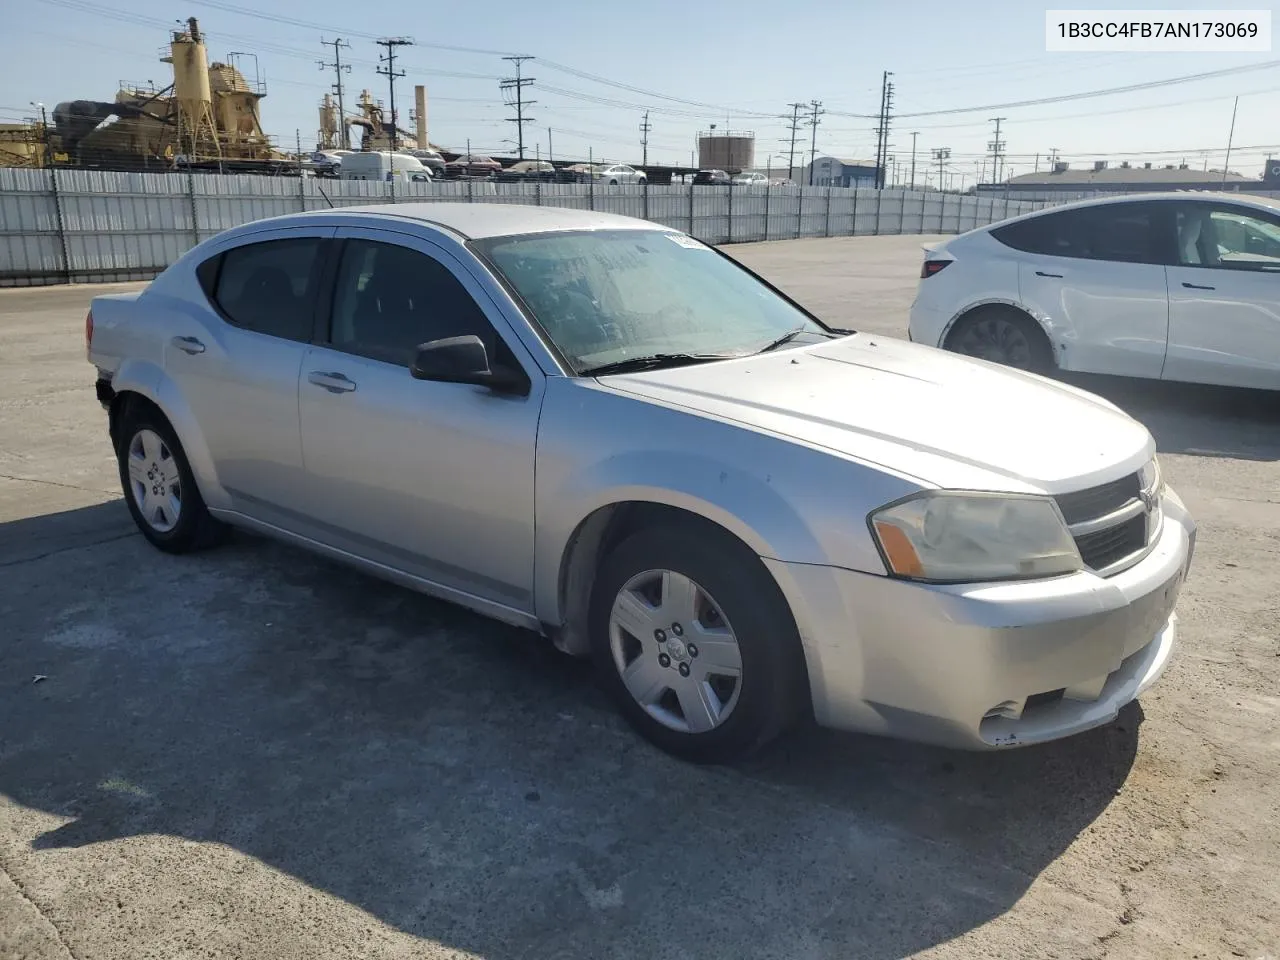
top-left (499, 160), bottom-right (556, 182)
top-left (769, 178), bottom-right (797, 188)
top-left (596, 164), bottom-right (646, 185)
top-left (405, 149), bottom-right (446, 177)
top-left (693, 169), bottom-right (731, 186)
top-left (87, 202), bottom-right (1194, 764)
top-left (908, 191), bottom-right (1280, 391)
top-left (731, 172), bottom-right (768, 187)
top-left (339, 151), bottom-right (432, 182)
top-left (444, 155), bottom-right (501, 178)
top-left (559, 163), bottom-right (603, 183)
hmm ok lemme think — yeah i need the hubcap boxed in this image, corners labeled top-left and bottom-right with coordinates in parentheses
top-left (953, 317), bottom-right (1033, 368)
top-left (608, 569), bottom-right (743, 734)
top-left (126, 429), bottom-right (182, 533)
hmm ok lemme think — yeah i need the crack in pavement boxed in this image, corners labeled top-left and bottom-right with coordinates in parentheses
top-left (0, 531), bottom-right (138, 569)
top-left (0, 473), bottom-right (116, 497)
top-left (0, 851), bottom-right (78, 960)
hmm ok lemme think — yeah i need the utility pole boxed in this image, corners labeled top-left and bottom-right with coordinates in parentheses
top-left (909, 131), bottom-right (919, 189)
top-left (500, 55), bottom-right (536, 160)
top-left (987, 116), bottom-right (1007, 184)
top-left (783, 103), bottom-right (805, 182)
top-left (640, 110), bottom-right (651, 168)
top-left (932, 147), bottom-right (950, 192)
top-left (318, 37), bottom-right (352, 149)
top-left (376, 37), bottom-right (413, 153)
top-left (874, 71), bottom-right (895, 189)
top-left (1222, 95), bottom-right (1240, 185)
top-left (806, 99), bottom-right (824, 186)
top-left (547, 127), bottom-right (553, 164)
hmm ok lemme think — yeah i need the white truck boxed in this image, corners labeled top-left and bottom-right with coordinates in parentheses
top-left (338, 151), bottom-right (432, 182)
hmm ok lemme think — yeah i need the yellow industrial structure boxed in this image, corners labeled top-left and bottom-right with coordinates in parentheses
top-left (6, 17), bottom-right (277, 171)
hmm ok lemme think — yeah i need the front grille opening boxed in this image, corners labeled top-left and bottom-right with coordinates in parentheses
top-left (1054, 473), bottom-right (1140, 525)
top-left (1075, 514), bottom-right (1146, 570)
top-left (1024, 688), bottom-right (1066, 712)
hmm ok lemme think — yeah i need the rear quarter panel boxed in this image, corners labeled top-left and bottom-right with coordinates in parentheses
top-left (909, 231), bottom-right (1025, 347)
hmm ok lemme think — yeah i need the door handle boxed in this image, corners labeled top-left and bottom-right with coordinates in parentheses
top-left (1182, 281), bottom-right (1215, 290)
top-left (1035, 270), bottom-right (1064, 278)
top-left (170, 336), bottom-right (205, 355)
top-left (307, 371), bottom-right (357, 394)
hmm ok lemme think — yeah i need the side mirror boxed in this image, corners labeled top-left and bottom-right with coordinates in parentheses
top-left (410, 335), bottom-right (527, 395)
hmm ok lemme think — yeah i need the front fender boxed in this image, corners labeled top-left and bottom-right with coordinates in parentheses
top-left (111, 359), bottom-right (224, 507)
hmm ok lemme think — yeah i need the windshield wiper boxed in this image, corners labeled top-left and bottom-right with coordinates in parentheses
top-left (578, 353), bottom-right (738, 377)
top-left (755, 326), bottom-right (841, 353)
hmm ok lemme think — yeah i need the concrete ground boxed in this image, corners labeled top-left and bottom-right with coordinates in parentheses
top-left (2, 234), bottom-right (1278, 960)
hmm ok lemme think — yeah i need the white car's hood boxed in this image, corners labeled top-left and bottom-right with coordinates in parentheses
top-left (599, 334), bottom-right (1154, 494)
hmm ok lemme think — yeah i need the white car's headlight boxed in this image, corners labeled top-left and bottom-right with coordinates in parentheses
top-left (869, 492), bottom-right (1082, 583)
top-left (1140, 455), bottom-right (1164, 498)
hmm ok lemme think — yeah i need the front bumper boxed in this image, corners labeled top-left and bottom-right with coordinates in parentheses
top-left (766, 488), bottom-right (1196, 750)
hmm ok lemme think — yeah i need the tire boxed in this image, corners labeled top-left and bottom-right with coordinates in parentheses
top-left (589, 523), bottom-right (806, 764)
top-left (944, 306), bottom-right (1054, 373)
top-left (117, 406), bottom-right (227, 553)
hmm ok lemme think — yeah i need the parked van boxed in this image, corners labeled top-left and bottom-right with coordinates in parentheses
top-left (339, 151), bottom-right (432, 182)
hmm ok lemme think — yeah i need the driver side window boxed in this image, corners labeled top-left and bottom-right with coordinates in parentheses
top-left (328, 240), bottom-right (496, 366)
top-left (1177, 204), bottom-right (1280, 272)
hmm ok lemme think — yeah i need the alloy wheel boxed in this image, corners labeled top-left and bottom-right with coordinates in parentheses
top-left (126, 428), bottom-right (182, 533)
top-left (952, 315), bottom-right (1034, 368)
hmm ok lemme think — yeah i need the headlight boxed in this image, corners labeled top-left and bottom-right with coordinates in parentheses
top-left (869, 493), bottom-right (1082, 583)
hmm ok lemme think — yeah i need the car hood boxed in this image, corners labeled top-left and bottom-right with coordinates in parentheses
top-left (597, 333), bottom-right (1154, 494)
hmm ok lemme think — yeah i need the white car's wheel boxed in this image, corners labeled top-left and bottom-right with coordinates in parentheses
top-left (945, 306), bottom-right (1054, 373)
top-left (589, 523), bottom-right (807, 763)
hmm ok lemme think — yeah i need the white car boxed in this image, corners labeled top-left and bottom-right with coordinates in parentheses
top-left (731, 172), bottom-right (769, 187)
top-left (596, 164), bottom-right (647, 185)
top-left (908, 192), bottom-right (1280, 391)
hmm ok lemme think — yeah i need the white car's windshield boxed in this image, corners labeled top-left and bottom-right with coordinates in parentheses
top-left (474, 229), bottom-right (831, 372)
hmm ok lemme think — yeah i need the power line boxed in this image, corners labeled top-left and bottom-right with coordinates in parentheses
top-left (375, 37), bottom-right (412, 152)
top-left (499, 55), bottom-right (535, 159)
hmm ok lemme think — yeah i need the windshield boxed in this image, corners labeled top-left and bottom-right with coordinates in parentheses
top-left (473, 229), bottom-right (829, 372)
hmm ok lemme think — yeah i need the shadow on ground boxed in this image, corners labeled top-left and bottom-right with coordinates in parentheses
top-left (1060, 374), bottom-right (1280, 462)
top-left (2, 499), bottom-right (1140, 958)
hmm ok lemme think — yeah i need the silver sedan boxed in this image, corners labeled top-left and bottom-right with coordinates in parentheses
top-left (87, 203), bottom-right (1195, 763)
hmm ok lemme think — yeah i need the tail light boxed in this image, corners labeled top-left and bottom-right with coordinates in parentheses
top-left (85, 308), bottom-right (94, 347)
top-left (921, 259), bottom-right (953, 279)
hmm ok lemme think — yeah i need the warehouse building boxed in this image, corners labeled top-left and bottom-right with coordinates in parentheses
top-left (804, 156), bottom-right (880, 188)
top-left (981, 158), bottom-right (1280, 198)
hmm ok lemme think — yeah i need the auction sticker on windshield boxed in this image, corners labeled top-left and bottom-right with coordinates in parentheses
top-left (667, 233), bottom-right (710, 249)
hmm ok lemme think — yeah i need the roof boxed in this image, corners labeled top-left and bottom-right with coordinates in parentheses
top-left (295, 202), bottom-right (654, 239)
top-left (812, 156), bottom-right (877, 168)
top-left (1008, 166), bottom-right (1256, 186)
top-left (971, 191), bottom-right (1280, 231)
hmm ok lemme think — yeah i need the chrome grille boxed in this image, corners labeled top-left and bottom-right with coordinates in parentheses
top-left (1054, 469), bottom-right (1157, 576)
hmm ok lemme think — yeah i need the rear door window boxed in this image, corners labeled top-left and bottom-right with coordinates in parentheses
top-left (992, 203), bottom-right (1166, 264)
top-left (211, 237), bottom-right (324, 341)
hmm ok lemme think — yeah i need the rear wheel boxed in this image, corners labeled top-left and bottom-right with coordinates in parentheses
top-left (117, 407), bottom-right (226, 553)
top-left (589, 524), bottom-right (805, 764)
top-left (945, 306), bottom-right (1054, 373)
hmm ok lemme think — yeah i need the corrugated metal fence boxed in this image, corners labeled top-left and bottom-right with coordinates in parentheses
top-left (0, 167), bottom-right (1053, 287)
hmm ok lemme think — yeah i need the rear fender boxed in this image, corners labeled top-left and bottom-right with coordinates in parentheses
top-left (940, 298), bottom-right (1063, 366)
top-left (110, 359), bottom-right (224, 507)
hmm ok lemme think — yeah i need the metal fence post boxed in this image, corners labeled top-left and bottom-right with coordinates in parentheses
top-left (795, 187), bottom-right (803, 239)
top-left (688, 181), bottom-right (694, 235)
top-left (919, 189), bottom-right (927, 234)
top-left (48, 165), bottom-right (71, 284)
top-left (726, 183), bottom-right (733, 244)
top-left (873, 187), bottom-right (882, 236)
top-left (824, 187), bottom-right (832, 237)
top-left (589, 172), bottom-right (595, 211)
top-left (763, 183), bottom-right (771, 241)
top-left (642, 178), bottom-right (649, 222)
top-left (466, 177), bottom-right (473, 204)
top-left (939, 192), bottom-right (946, 232)
top-left (850, 187), bottom-right (859, 235)
top-left (187, 170), bottom-right (200, 248)
top-left (536, 179), bottom-right (542, 207)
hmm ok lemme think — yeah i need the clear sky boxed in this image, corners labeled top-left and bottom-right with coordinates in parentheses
top-left (3, 0), bottom-right (1278, 185)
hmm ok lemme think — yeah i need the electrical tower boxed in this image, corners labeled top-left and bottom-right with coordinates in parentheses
top-left (931, 147), bottom-right (951, 192)
top-left (874, 71), bottom-right (895, 189)
top-left (318, 37), bottom-right (352, 149)
top-left (376, 37), bottom-right (413, 153)
top-left (987, 116), bottom-right (1007, 184)
top-left (639, 110), bottom-right (651, 167)
top-left (500, 55), bottom-right (536, 159)
top-left (806, 100), bottom-right (824, 186)
top-left (782, 102), bottom-right (805, 182)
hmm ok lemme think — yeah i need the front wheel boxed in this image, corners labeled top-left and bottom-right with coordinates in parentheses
top-left (589, 524), bottom-right (806, 763)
